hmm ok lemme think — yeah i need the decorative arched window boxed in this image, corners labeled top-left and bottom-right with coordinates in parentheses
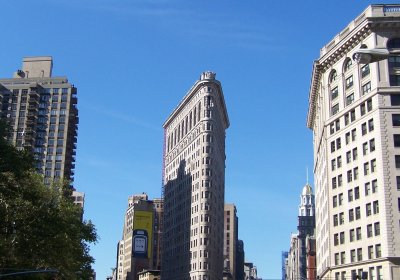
top-left (329, 70), bottom-right (337, 83)
top-left (344, 58), bottom-right (353, 72)
top-left (387, 38), bottom-right (400, 86)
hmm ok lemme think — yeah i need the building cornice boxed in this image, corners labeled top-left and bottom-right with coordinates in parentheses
top-left (163, 75), bottom-right (230, 130)
top-left (307, 4), bottom-right (400, 129)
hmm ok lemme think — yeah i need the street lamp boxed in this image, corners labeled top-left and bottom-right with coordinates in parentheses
top-left (352, 47), bottom-right (390, 64)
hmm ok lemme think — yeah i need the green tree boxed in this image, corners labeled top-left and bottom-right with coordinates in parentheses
top-left (0, 121), bottom-right (97, 279)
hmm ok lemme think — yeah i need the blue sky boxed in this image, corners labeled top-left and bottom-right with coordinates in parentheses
top-left (2, 1), bottom-right (399, 279)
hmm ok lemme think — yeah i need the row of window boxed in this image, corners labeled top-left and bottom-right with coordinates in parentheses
top-left (330, 99), bottom-right (373, 133)
top-left (331, 79), bottom-right (372, 116)
top-left (335, 266), bottom-right (383, 280)
top-left (334, 244), bottom-right (381, 266)
top-left (333, 201), bottom-right (379, 226)
top-left (330, 120), bottom-right (374, 153)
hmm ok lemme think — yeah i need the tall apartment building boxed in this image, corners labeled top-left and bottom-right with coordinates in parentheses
top-left (223, 204), bottom-right (238, 280)
top-left (162, 71), bottom-right (229, 280)
top-left (0, 57), bottom-right (78, 186)
top-left (307, 5), bottom-right (400, 280)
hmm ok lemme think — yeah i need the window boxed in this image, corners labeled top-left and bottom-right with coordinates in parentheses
top-left (334, 253), bottom-right (339, 265)
top-left (346, 76), bottom-right (354, 89)
top-left (350, 229), bottom-right (355, 241)
top-left (346, 151), bottom-right (352, 163)
top-left (345, 113), bottom-right (350, 125)
top-left (377, 266), bottom-right (383, 280)
top-left (347, 170), bottom-right (353, 182)
top-left (374, 222), bottom-right (380, 236)
top-left (361, 64), bottom-right (370, 78)
top-left (372, 180), bottom-right (378, 193)
top-left (331, 87), bottom-right (339, 100)
top-left (367, 98), bottom-right (373, 111)
top-left (341, 251), bottom-right (346, 264)
top-left (332, 177), bottom-right (337, 189)
top-left (332, 104), bottom-right (339, 116)
top-left (375, 244), bottom-right (381, 258)
top-left (395, 134), bottom-right (400, 147)
top-left (346, 132), bottom-right (351, 144)
top-left (350, 109), bottom-right (356, 121)
top-left (339, 212), bottom-right (344, 225)
top-left (345, 59), bottom-right (353, 72)
top-left (348, 190), bottom-right (354, 202)
top-left (352, 129), bottom-right (357, 141)
top-left (361, 103), bottom-right (366, 116)
top-left (336, 119), bottom-right (340, 131)
top-left (364, 162), bottom-right (370, 175)
top-left (355, 207), bottom-right (361, 220)
top-left (357, 248), bottom-right (363, 261)
top-left (349, 208), bottom-right (354, 221)
top-left (368, 245), bottom-right (374, 259)
top-left (355, 187), bottom-right (360, 199)
top-left (388, 40), bottom-right (400, 86)
top-left (340, 232), bottom-right (345, 244)
top-left (373, 200), bottom-right (379, 214)
top-left (393, 114), bottom-right (400, 126)
top-left (353, 148), bottom-right (358, 160)
top-left (350, 249), bottom-right (356, 262)
top-left (391, 94), bottom-right (400, 106)
top-left (367, 224), bottom-right (373, 238)
top-left (331, 141), bottom-right (336, 153)
top-left (362, 123), bottom-right (367, 135)
top-left (362, 82), bottom-right (371, 95)
top-left (356, 227), bottom-right (362, 241)
top-left (332, 159), bottom-right (336, 171)
top-left (368, 119), bottom-right (374, 131)
top-left (370, 139), bottom-right (376, 152)
top-left (333, 196), bottom-right (338, 207)
top-left (346, 93), bottom-right (354, 106)
top-left (338, 175), bottom-right (343, 187)
top-left (334, 214), bottom-right (338, 226)
top-left (365, 182), bottom-right (371, 196)
top-left (334, 234), bottom-right (339, 245)
top-left (336, 138), bottom-right (341, 150)
top-left (337, 156), bottom-right (342, 168)
top-left (371, 159), bottom-right (376, 173)
top-left (363, 142), bottom-right (368, 155)
top-left (397, 176), bottom-right (400, 190)
top-left (396, 155), bottom-right (400, 168)
top-left (366, 203), bottom-right (372, 216)
top-left (339, 193), bottom-right (343, 205)
top-left (330, 70), bottom-right (337, 83)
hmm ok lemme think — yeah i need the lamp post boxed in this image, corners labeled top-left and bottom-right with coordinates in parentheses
top-left (352, 47), bottom-right (390, 64)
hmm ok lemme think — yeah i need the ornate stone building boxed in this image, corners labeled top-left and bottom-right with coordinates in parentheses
top-left (307, 4), bottom-right (400, 280)
top-left (285, 184), bottom-right (315, 280)
top-left (161, 72), bottom-right (229, 280)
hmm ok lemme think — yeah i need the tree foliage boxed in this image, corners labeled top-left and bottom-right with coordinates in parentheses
top-left (0, 121), bottom-right (97, 279)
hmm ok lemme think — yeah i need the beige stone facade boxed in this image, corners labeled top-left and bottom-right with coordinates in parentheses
top-left (307, 5), bottom-right (400, 280)
top-left (162, 72), bottom-right (229, 280)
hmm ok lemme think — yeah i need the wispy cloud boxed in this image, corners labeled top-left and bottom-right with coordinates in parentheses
top-left (82, 104), bottom-right (162, 132)
top-left (49, 0), bottom-right (275, 50)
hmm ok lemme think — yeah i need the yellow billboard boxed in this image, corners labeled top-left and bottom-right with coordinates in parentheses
top-left (133, 210), bottom-right (153, 259)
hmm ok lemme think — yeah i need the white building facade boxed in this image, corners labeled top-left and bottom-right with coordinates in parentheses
top-left (307, 5), bottom-right (400, 280)
top-left (162, 72), bottom-right (229, 280)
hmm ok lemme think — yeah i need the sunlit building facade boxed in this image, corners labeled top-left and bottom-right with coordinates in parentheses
top-left (0, 56), bottom-right (78, 186)
top-left (162, 71), bottom-right (229, 280)
top-left (307, 5), bottom-right (400, 280)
